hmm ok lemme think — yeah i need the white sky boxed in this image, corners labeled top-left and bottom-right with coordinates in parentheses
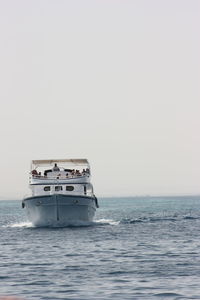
top-left (0, 0), bottom-right (199, 198)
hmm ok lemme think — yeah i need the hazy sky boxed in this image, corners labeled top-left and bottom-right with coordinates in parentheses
top-left (0, 0), bottom-right (199, 198)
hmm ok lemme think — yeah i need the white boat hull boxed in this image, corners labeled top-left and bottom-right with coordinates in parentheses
top-left (23, 194), bottom-right (97, 227)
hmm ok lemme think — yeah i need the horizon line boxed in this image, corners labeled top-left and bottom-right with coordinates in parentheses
top-left (1, 193), bottom-right (200, 201)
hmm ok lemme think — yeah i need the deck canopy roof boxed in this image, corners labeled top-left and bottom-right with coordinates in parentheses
top-left (32, 159), bottom-right (89, 167)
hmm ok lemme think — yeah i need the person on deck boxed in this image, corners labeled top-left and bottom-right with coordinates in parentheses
top-left (31, 169), bottom-right (38, 176)
top-left (52, 163), bottom-right (60, 172)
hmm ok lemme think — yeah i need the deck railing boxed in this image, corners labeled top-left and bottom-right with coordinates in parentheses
top-left (30, 173), bottom-right (90, 180)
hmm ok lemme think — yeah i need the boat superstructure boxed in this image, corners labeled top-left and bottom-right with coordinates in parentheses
top-left (22, 159), bottom-right (98, 226)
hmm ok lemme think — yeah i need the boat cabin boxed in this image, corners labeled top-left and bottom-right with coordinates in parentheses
top-left (30, 183), bottom-right (94, 197)
top-left (29, 159), bottom-right (93, 197)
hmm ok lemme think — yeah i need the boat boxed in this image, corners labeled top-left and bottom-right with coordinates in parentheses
top-left (22, 159), bottom-right (99, 226)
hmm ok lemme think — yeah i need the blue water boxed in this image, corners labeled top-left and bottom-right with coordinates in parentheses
top-left (1, 196), bottom-right (200, 300)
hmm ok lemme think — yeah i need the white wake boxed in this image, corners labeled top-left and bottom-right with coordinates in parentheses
top-left (3, 222), bottom-right (34, 228)
top-left (2, 219), bottom-right (119, 228)
top-left (94, 218), bottom-right (120, 225)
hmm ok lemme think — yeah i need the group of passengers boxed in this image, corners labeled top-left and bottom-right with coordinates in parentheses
top-left (32, 163), bottom-right (90, 177)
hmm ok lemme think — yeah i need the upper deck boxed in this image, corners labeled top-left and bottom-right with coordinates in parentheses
top-left (30, 159), bottom-right (91, 185)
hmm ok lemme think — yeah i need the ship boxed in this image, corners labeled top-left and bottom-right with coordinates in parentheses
top-left (22, 159), bottom-right (98, 226)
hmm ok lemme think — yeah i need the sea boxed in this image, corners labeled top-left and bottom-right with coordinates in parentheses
top-left (1, 196), bottom-right (200, 300)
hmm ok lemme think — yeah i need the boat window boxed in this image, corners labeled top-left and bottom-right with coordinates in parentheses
top-left (44, 186), bottom-right (51, 191)
top-left (66, 186), bottom-right (74, 191)
top-left (55, 186), bottom-right (63, 191)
